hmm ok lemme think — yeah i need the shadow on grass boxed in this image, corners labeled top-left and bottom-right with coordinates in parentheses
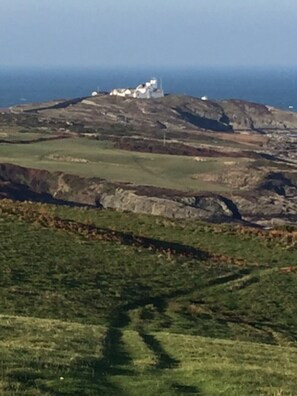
top-left (62, 311), bottom-right (134, 395)
top-left (101, 326), bottom-right (133, 373)
top-left (6, 300), bottom-right (201, 395)
top-left (97, 226), bottom-right (210, 260)
top-left (139, 331), bottom-right (179, 369)
top-left (53, 217), bottom-right (209, 260)
top-left (172, 382), bottom-right (202, 394)
top-left (206, 268), bottom-right (251, 287)
top-left (138, 332), bottom-right (201, 394)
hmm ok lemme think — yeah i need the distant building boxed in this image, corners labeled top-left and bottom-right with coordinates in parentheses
top-left (110, 78), bottom-right (164, 99)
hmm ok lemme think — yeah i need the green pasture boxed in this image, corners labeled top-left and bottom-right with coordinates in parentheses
top-left (0, 137), bottom-right (233, 191)
top-left (0, 127), bottom-right (47, 141)
top-left (0, 203), bottom-right (297, 394)
top-left (1, 316), bottom-right (297, 395)
top-left (51, 204), bottom-right (297, 268)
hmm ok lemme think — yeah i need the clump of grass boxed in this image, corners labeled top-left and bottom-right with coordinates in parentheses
top-left (0, 315), bottom-right (107, 395)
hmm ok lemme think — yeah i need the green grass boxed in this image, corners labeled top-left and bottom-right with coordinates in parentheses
top-left (1, 317), bottom-right (297, 395)
top-left (0, 315), bottom-right (107, 395)
top-left (0, 137), bottom-right (233, 191)
top-left (0, 127), bottom-right (48, 141)
top-left (156, 331), bottom-right (297, 395)
top-left (50, 205), bottom-right (297, 267)
top-left (0, 201), bottom-right (297, 394)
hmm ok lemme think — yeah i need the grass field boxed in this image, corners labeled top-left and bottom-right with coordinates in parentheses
top-left (0, 199), bottom-right (297, 394)
top-left (1, 316), bottom-right (297, 395)
top-left (0, 136), bottom-right (236, 191)
top-left (0, 127), bottom-right (49, 142)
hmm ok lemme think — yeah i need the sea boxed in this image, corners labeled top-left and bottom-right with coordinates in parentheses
top-left (1, 66), bottom-right (297, 110)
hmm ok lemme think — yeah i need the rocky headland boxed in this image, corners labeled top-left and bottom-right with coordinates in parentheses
top-left (0, 94), bottom-right (296, 225)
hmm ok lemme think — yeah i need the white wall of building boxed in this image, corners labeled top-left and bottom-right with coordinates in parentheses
top-left (110, 78), bottom-right (164, 99)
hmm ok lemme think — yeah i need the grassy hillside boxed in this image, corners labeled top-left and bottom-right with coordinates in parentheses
top-left (2, 317), bottom-right (297, 395)
top-left (0, 199), bottom-right (297, 394)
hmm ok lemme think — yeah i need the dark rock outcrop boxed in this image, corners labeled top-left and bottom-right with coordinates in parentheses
top-left (258, 172), bottom-right (297, 196)
top-left (0, 163), bottom-right (241, 222)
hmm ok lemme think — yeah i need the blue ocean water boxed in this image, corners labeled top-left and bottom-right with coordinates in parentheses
top-left (1, 66), bottom-right (297, 110)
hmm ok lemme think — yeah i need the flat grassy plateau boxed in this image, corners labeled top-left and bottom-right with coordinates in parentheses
top-left (0, 199), bottom-right (297, 395)
top-left (0, 134), bottom-right (238, 192)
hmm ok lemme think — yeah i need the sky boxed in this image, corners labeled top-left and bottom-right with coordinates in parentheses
top-left (1, 0), bottom-right (297, 68)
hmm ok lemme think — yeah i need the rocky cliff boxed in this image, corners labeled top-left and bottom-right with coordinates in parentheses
top-left (1, 94), bottom-right (297, 226)
top-left (0, 163), bottom-right (240, 222)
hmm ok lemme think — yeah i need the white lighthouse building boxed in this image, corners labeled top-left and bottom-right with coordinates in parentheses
top-left (110, 78), bottom-right (164, 99)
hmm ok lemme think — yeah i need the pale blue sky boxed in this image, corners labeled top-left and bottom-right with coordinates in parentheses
top-left (1, 0), bottom-right (297, 68)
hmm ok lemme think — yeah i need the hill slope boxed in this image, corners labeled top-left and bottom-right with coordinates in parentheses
top-left (1, 94), bottom-right (297, 225)
top-left (0, 199), bottom-right (297, 394)
top-left (7, 94), bottom-right (297, 134)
